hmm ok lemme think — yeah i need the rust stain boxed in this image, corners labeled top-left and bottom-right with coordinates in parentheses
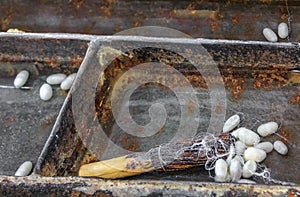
top-left (231, 14), bottom-right (240, 25)
top-left (253, 70), bottom-right (288, 90)
top-left (132, 20), bottom-right (142, 28)
top-left (289, 93), bottom-right (300, 105)
top-left (80, 151), bottom-right (98, 166)
top-left (99, 0), bottom-right (115, 18)
top-left (1, 8), bottom-right (13, 30)
top-left (171, 9), bottom-right (218, 19)
top-left (259, 0), bottom-right (272, 4)
top-left (69, 55), bottom-right (84, 67)
top-left (209, 11), bottom-right (220, 33)
top-left (278, 129), bottom-right (291, 144)
top-left (223, 75), bottom-right (245, 100)
top-left (69, 0), bottom-right (85, 9)
top-left (114, 24), bottom-right (121, 33)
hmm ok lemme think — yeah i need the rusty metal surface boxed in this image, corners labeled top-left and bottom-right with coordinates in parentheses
top-left (1, 1), bottom-right (300, 41)
top-left (0, 175), bottom-right (300, 197)
top-left (0, 33), bottom-right (300, 196)
top-left (35, 36), bottom-right (300, 187)
top-left (0, 34), bottom-right (89, 175)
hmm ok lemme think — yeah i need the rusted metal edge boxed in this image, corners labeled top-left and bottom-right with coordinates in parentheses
top-left (0, 175), bottom-right (299, 197)
top-left (1, 32), bottom-right (299, 47)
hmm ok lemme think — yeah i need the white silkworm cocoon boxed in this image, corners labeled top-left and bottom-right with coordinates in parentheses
top-left (254, 142), bottom-right (273, 153)
top-left (244, 147), bottom-right (267, 163)
top-left (234, 127), bottom-right (260, 146)
top-left (234, 140), bottom-right (247, 155)
top-left (257, 122), bottom-right (278, 137)
top-left (14, 161), bottom-right (33, 176)
top-left (262, 28), bottom-right (278, 42)
top-left (223, 114), bottom-right (240, 133)
top-left (242, 160), bottom-right (257, 178)
top-left (14, 70), bottom-right (29, 88)
top-left (278, 22), bottom-right (289, 39)
top-left (214, 159), bottom-right (228, 182)
top-left (60, 73), bottom-right (77, 90)
top-left (46, 73), bottom-right (67, 85)
top-left (237, 179), bottom-right (256, 184)
top-left (273, 140), bottom-right (288, 155)
top-left (40, 83), bottom-right (53, 101)
top-left (229, 157), bottom-right (242, 182)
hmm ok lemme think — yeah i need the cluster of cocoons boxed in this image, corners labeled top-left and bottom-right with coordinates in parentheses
top-left (215, 114), bottom-right (288, 184)
top-left (40, 73), bottom-right (77, 101)
top-left (13, 70), bottom-right (76, 101)
top-left (263, 22), bottom-right (289, 42)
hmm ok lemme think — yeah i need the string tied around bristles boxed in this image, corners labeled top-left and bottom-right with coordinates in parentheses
top-left (145, 133), bottom-right (236, 172)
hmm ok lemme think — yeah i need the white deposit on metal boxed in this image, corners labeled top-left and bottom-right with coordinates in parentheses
top-left (40, 83), bottom-right (53, 101)
top-left (46, 73), bottom-right (67, 85)
top-left (214, 159), bottom-right (228, 182)
top-left (273, 140), bottom-right (288, 155)
top-left (242, 160), bottom-right (257, 178)
top-left (262, 28), bottom-right (278, 42)
top-left (14, 161), bottom-right (33, 176)
top-left (60, 73), bottom-right (77, 90)
top-left (257, 122), bottom-right (278, 137)
top-left (14, 70), bottom-right (29, 88)
top-left (234, 140), bottom-right (247, 156)
top-left (237, 179), bottom-right (256, 184)
top-left (234, 127), bottom-right (260, 146)
top-left (254, 142), bottom-right (273, 153)
top-left (278, 22), bottom-right (289, 39)
top-left (222, 114), bottom-right (240, 133)
top-left (229, 157), bottom-right (242, 182)
top-left (244, 147), bottom-right (266, 162)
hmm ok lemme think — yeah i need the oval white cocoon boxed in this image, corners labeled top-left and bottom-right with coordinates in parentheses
top-left (278, 22), bottom-right (289, 39)
top-left (242, 160), bottom-right (257, 178)
top-left (223, 114), bottom-right (240, 133)
top-left (14, 70), bottom-right (29, 88)
top-left (230, 157), bottom-right (242, 182)
top-left (46, 73), bottom-right (67, 85)
top-left (273, 140), bottom-right (288, 155)
top-left (60, 73), bottom-right (77, 90)
top-left (257, 122), bottom-right (278, 137)
top-left (263, 28), bottom-right (278, 42)
top-left (235, 127), bottom-right (260, 146)
top-left (15, 161), bottom-right (33, 176)
top-left (244, 147), bottom-right (266, 162)
top-left (214, 159), bottom-right (228, 182)
top-left (254, 141), bottom-right (273, 153)
top-left (40, 83), bottom-right (53, 101)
